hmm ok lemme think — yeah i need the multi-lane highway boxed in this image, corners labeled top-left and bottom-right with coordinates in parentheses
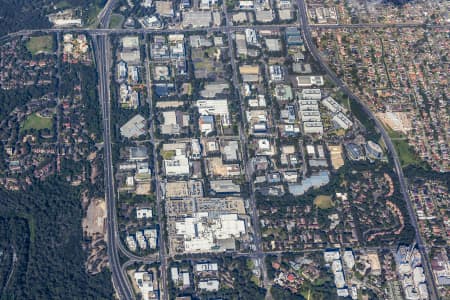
top-left (296, 0), bottom-right (439, 299)
top-left (1, 2), bottom-right (444, 298)
top-left (98, 0), bottom-right (118, 29)
top-left (93, 34), bottom-right (135, 300)
top-left (95, 3), bottom-right (146, 299)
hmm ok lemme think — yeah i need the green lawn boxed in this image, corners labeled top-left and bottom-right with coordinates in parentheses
top-left (314, 195), bottom-right (334, 209)
top-left (386, 128), bottom-right (421, 167)
top-left (85, 5), bottom-right (102, 27)
top-left (26, 36), bottom-right (54, 55)
top-left (21, 113), bottom-right (53, 132)
top-left (334, 91), bottom-right (351, 111)
top-left (392, 139), bottom-right (419, 167)
top-left (109, 14), bottom-right (124, 29)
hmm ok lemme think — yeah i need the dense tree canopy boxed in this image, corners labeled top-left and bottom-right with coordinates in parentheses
top-left (0, 0), bottom-right (107, 37)
top-left (0, 177), bottom-right (113, 299)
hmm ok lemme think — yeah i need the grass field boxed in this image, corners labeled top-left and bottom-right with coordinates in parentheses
top-left (26, 36), bottom-right (54, 55)
top-left (314, 195), bottom-right (334, 209)
top-left (21, 113), bottom-right (53, 132)
top-left (334, 91), bottom-right (351, 111)
top-left (109, 14), bottom-right (124, 29)
top-left (85, 5), bottom-right (102, 27)
top-left (386, 128), bottom-right (421, 167)
top-left (392, 139), bottom-right (419, 167)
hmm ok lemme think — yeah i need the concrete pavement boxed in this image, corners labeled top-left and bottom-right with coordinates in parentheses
top-left (93, 34), bottom-right (135, 300)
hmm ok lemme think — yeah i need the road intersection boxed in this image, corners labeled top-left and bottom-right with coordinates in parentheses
top-left (0, 1), bottom-right (442, 298)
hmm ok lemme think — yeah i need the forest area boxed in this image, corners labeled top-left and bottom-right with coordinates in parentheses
top-left (0, 0), bottom-right (106, 37)
top-left (0, 176), bottom-right (113, 299)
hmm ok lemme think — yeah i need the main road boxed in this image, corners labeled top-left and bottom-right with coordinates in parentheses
top-left (98, 0), bottom-right (118, 29)
top-left (2, 21), bottom-right (449, 42)
top-left (223, 4), bottom-right (269, 289)
top-left (93, 34), bottom-right (134, 300)
top-left (94, 1), bottom-right (136, 299)
top-left (143, 36), bottom-right (169, 300)
top-left (296, 0), bottom-right (439, 299)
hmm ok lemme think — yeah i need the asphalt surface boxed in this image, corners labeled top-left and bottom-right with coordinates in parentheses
top-left (296, 0), bottom-right (439, 298)
top-left (93, 35), bottom-right (135, 300)
top-left (223, 5), bottom-right (269, 288)
top-left (98, 0), bottom-right (118, 29)
top-left (144, 38), bottom-right (169, 300)
top-left (0, 1), bottom-right (442, 298)
top-left (94, 5), bottom-right (137, 296)
top-left (3, 21), bottom-right (449, 42)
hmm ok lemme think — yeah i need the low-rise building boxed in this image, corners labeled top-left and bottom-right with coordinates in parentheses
top-left (195, 263), bottom-right (219, 272)
top-left (196, 99), bottom-right (230, 127)
top-left (296, 76), bottom-right (324, 87)
top-left (137, 207), bottom-right (153, 219)
top-left (274, 84), bottom-right (293, 102)
top-left (198, 279), bottom-right (220, 291)
top-left (239, 65), bottom-right (260, 82)
top-left (269, 65), bottom-right (284, 81)
top-left (174, 213), bottom-right (246, 253)
top-left (299, 89), bottom-right (322, 100)
top-left (164, 153), bottom-right (190, 177)
top-left (210, 180), bottom-right (241, 194)
top-left (120, 114), bottom-right (146, 138)
top-left (265, 38), bottom-right (281, 52)
top-left (130, 146), bottom-right (148, 161)
top-left (134, 271), bottom-right (158, 300)
top-left (332, 112), bottom-right (353, 130)
top-left (126, 235), bottom-right (137, 251)
top-left (255, 10), bottom-right (274, 23)
top-left (322, 96), bottom-right (345, 113)
top-left (182, 11), bottom-right (212, 28)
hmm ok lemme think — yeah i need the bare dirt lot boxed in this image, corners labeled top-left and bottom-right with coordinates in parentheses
top-left (82, 198), bottom-right (108, 274)
top-left (83, 198), bottom-right (106, 236)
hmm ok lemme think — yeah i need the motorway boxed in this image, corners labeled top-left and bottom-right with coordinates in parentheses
top-left (98, 0), bottom-right (118, 29)
top-left (0, 1), bottom-right (444, 298)
top-left (93, 34), bottom-right (134, 300)
top-left (296, 0), bottom-right (439, 299)
top-left (95, 1), bottom-right (169, 299)
top-left (94, 1), bottom-right (136, 299)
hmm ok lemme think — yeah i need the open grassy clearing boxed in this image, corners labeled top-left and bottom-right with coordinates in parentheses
top-left (21, 113), bottom-right (53, 132)
top-left (386, 127), bottom-right (422, 167)
top-left (26, 36), bottom-right (54, 55)
top-left (109, 14), bottom-right (124, 28)
top-left (85, 4), bottom-right (102, 27)
top-left (313, 195), bottom-right (334, 209)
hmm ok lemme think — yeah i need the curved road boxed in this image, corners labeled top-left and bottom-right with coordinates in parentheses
top-left (93, 34), bottom-right (135, 300)
top-left (95, 1), bottom-right (136, 299)
top-left (295, 1), bottom-right (438, 299)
